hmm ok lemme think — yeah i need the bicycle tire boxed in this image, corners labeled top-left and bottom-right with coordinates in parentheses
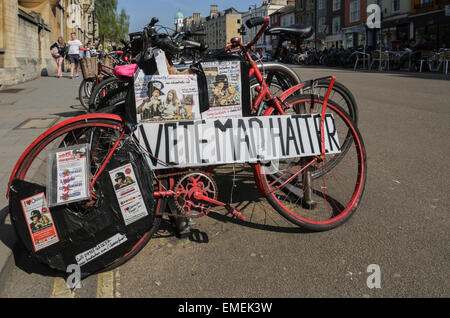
top-left (88, 76), bottom-right (127, 112)
top-left (78, 78), bottom-right (95, 112)
top-left (8, 114), bottom-right (161, 275)
top-left (253, 96), bottom-right (366, 231)
top-left (250, 69), bottom-right (358, 125)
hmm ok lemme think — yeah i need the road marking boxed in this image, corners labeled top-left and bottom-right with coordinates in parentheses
top-left (115, 270), bottom-right (121, 298)
top-left (50, 277), bottom-right (76, 298)
top-left (97, 271), bottom-right (115, 298)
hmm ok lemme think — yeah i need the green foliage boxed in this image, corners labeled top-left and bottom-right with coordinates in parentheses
top-left (95, 0), bottom-right (130, 45)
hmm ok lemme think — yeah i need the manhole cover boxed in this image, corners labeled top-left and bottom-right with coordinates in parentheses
top-left (15, 118), bottom-right (59, 129)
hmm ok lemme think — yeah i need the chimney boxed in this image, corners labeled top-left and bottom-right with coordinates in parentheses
top-left (210, 5), bottom-right (218, 17)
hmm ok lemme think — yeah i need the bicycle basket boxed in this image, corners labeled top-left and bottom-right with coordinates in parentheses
top-left (102, 54), bottom-right (116, 76)
top-left (80, 57), bottom-right (99, 79)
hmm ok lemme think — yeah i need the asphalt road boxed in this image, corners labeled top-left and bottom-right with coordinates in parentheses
top-left (0, 67), bottom-right (449, 298)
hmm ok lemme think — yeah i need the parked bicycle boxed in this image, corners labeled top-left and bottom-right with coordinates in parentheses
top-left (7, 17), bottom-right (366, 277)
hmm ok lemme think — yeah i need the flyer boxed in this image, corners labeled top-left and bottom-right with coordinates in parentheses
top-left (49, 144), bottom-right (90, 206)
top-left (109, 163), bottom-right (149, 226)
top-left (134, 71), bottom-right (200, 122)
top-left (200, 60), bottom-right (243, 119)
top-left (20, 192), bottom-right (59, 252)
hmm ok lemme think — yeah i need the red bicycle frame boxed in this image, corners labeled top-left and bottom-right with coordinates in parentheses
top-left (227, 17), bottom-right (336, 158)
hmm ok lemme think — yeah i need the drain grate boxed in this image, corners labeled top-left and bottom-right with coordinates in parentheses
top-left (15, 118), bottom-right (59, 129)
top-left (0, 88), bottom-right (26, 94)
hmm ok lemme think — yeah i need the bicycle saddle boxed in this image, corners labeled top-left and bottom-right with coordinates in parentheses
top-left (265, 24), bottom-right (313, 39)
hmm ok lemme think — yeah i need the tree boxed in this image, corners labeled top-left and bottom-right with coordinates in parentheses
top-left (95, 0), bottom-right (130, 46)
top-left (116, 9), bottom-right (130, 43)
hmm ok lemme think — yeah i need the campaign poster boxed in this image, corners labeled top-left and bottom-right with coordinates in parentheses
top-left (20, 192), bottom-right (59, 252)
top-left (109, 163), bottom-right (149, 226)
top-left (52, 145), bottom-right (90, 206)
top-left (134, 71), bottom-right (200, 122)
top-left (201, 60), bottom-right (243, 119)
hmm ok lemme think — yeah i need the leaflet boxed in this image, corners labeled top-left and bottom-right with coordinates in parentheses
top-left (75, 233), bottom-right (128, 266)
top-left (109, 163), bottom-right (149, 226)
top-left (20, 192), bottom-right (59, 252)
top-left (47, 144), bottom-right (90, 207)
top-left (201, 60), bottom-right (243, 119)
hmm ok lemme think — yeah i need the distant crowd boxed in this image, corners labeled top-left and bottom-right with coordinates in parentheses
top-left (49, 33), bottom-right (108, 79)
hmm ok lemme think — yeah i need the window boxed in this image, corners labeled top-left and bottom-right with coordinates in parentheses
top-left (333, 0), bottom-right (340, 11)
top-left (318, 0), bottom-right (325, 10)
top-left (332, 16), bottom-right (340, 34)
top-left (392, 0), bottom-right (400, 12)
top-left (350, 0), bottom-right (360, 23)
top-left (319, 17), bottom-right (326, 32)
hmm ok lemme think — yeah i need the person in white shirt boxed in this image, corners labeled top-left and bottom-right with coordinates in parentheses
top-left (67, 32), bottom-right (83, 78)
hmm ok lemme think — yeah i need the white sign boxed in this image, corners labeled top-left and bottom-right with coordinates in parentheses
top-left (445, 5), bottom-right (450, 16)
top-left (75, 233), bottom-right (128, 267)
top-left (137, 114), bottom-right (341, 170)
top-left (109, 163), bottom-right (149, 226)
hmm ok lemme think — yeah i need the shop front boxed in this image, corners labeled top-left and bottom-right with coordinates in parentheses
top-left (380, 15), bottom-right (411, 50)
top-left (410, 10), bottom-right (450, 49)
top-left (342, 24), bottom-right (366, 49)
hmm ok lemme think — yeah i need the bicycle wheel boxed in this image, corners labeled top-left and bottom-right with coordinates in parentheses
top-left (78, 78), bottom-right (95, 112)
top-left (8, 114), bottom-right (160, 275)
top-left (253, 96), bottom-right (367, 231)
top-left (89, 76), bottom-right (128, 112)
top-left (250, 69), bottom-right (358, 125)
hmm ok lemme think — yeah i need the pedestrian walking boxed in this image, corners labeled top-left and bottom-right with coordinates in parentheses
top-left (67, 32), bottom-right (83, 79)
top-left (50, 37), bottom-right (66, 78)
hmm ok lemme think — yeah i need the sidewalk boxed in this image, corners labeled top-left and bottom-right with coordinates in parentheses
top-left (0, 74), bottom-right (85, 286)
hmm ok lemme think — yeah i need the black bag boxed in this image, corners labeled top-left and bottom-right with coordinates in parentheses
top-left (9, 138), bottom-right (156, 278)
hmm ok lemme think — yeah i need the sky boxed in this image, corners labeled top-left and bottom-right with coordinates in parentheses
top-left (117, 0), bottom-right (256, 33)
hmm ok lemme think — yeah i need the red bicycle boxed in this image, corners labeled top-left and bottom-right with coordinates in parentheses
top-left (7, 17), bottom-right (366, 275)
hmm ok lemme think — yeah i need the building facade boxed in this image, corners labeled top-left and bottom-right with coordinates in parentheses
top-left (242, 0), bottom-right (288, 51)
top-left (204, 6), bottom-right (243, 51)
top-left (409, 0), bottom-right (450, 48)
top-left (295, 0), bottom-right (316, 47)
top-left (269, 3), bottom-right (295, 49)
top-left (183, 12), bottom-right (206, 43)
top-left (0, 0), bottom-right (96, 87)
top-left (325, 0), bottom-right (345, 48)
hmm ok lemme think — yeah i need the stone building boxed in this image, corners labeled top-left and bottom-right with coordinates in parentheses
top-left (0, 0), bottom-right (96, 87)
top-left (182, 12), bottom-right (206, 43)
top-left (204, 5), bottom-right (243, 50)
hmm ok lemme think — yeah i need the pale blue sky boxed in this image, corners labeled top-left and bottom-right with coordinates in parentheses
top-left (117, 0), bottom-right (255, 32)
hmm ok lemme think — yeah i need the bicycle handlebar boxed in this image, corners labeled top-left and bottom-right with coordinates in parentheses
top-left (245, 17), bottom-right (270, 49)
top-left (246, 17), bottom-right (267, 29)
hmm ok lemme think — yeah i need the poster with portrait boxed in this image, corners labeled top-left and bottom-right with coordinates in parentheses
top-left (20, 192), bottom-right (59, 252)
top-left (200, 60), bottom-right (243, 119)
top-left (134, 70), bottom-right (200, 123)
top-left (109, 163), bottom-right (149, 226)
top-left (46, 144), bottom-right (90, 207)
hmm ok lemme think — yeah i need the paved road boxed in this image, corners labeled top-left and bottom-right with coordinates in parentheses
top-left (0, 68), bottom-right (449, 298)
